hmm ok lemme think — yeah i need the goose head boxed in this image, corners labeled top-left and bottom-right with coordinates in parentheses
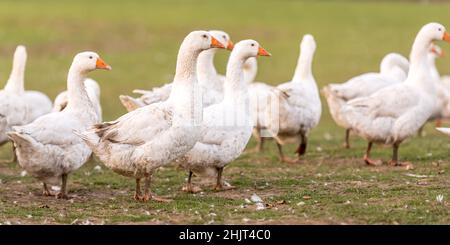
top-left (233, 39), bottom-right (271, 60)
top-left (418, 23), bottom-right (450, 43)
top-left (182, 31), bottom-right (225, 52)
top-left (209, 30), bottom-right (234, 50)
top-left (13, 45), bottom-right (27, 66)
top-left (72, 52), bottom-right (112, 73)
top-left (300, 34), bottom-right (316, 54)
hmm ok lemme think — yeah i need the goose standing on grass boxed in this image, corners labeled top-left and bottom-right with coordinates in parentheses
top-left (250, 34), bottom-right (320, 164)
top-left (342, 23), bottom-right (450, 168)
top-left (119, 30), bottom-right (234, 111)
top-left (78, 31), bottom-right (225, 202)
top-left (177, 40), bottom-right (270, 193)
top-left (53, 78), bottom-right (102, 122)
top-left (0, 46), bottom-right (52, 163)
top-left (7, 52), bottom-right (111, 199)
top-left (322, 52), bottom-right (409, 148)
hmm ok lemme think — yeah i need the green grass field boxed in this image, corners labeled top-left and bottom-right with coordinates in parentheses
top-left (1, 0), bottom-right (450, 224)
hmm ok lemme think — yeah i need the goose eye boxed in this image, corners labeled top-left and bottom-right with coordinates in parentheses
top-left (439, 28), bottom-right (442, 32)
top-left (202, 34), bottom-right (207, 38)
top-left (89, 56), bottom-right (93, 59)
top-left (222, 35), bottom-right (226, 39)
top-left (251, 43), bottom-right (255, 47)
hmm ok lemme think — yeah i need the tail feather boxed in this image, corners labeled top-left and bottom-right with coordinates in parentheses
top-left (321, 85), bottom-right (337, 98)
top-left (7, 131), bottom-right (36, 150)
top-left (322, 85), bottom-right (345, 108)
top-left (119, 95), bottom-right (142, 112)
top-left (93, 121), bottom-right (118, 138)
top-left (73, 129), bottom-right (101, 149)
top-left (132, 89), bottom-right (150, 95)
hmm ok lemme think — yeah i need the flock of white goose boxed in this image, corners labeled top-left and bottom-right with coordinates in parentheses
top-left (1, 23), bottom-right (450, 202)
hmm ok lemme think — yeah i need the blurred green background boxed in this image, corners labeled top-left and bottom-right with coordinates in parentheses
top-left (1, 0), bottom-right (450, 121)
top-left (1, 0), bottom-right (450, 224)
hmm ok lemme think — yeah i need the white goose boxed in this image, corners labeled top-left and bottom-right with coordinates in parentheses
top-left (0, 46), bottom-right (52, 163)
top-left (342, 22), bottom-right (450, 167)
top-left (250, 35), bottom-right (320, 163)
top-left (53, 78), bottom-right (102, 122)
top-left (119, 30), bottom-right (234, 111)
top-left (322, 52), bottom-right (409, 148)
top-left (177, 39), bottom-right (270, 193)
top-left (78, 31), bottom-right (225, 202)
top-left (7, 52), bottom-right (111, 198)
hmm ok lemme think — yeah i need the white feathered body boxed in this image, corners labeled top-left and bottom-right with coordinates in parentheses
top-left (343, 82), bottom-right (435, 145)
top-left (80, 100), bottom-right (201, 178)
top-left (9, 109), bottom-right (97, 185)
top-left (178, 96), bottom-right (252, 175)
top-left (251, 34), bottom-right (321, 145)
top-left (322, 53), bottom-right (409, 130)
top-left (0, 91), bottom-right (28, 143)
top-left (271, 80), bottom-right (321, 144)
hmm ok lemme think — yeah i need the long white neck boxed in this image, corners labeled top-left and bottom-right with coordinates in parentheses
top-left (172, 43), bottom-right (202, 83)
top-left (65, 66), bottom-right (96, 121)
top-left (406, 34), bottom-right (435, 94)
top-left (224, 52), bottom-right (248, 102)
top-left (169, 43), bottom-right (203, 126)
top-left (292, 46), bottom-right (314, 82)
top-left (197, 49), bottom-right (219, 88)
top-left (380, 55), bottom-right (408, 75)
top-left (4, 47), bottom-right (27, 94)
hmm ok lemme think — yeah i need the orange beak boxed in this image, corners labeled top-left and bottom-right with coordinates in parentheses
top-left (211, 36), bottom-right (225, 49)
top-left (443, 32), bottom-right (450, 42)
top-left (258, 46), bottom-right (271, 56)
top-left (96, 57), bottom-right (112, 70)
top-left (226, 40), bottom-right (234, 50)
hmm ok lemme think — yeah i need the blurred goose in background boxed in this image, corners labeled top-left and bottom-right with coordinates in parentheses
top-left (322, 52), bottom-right (409, 148)
top-left (250, 34), bottom-right (320, 163)
top-left (441, 75), bottom-right (450, 90)
top-left (440, 73), bottom-right (450, 122)
top-left (423, 44), bottom-right (450, 129)
top-left (243, 57), bottom-right (258, 84)
top-left (8, 52), bottom-right (111, 199)
top-left (53, 78), bottom-right (102, 122)
top-left (342, 23), bottom-right (450, 168)
top-left (119, 30), bottom-right (234, 111)
top-left (0, 46), bottom-right (52, 163)
top-left (78, 31), bottom-right (225, 202)
top-left (177, 39), bottom-right (270, 193)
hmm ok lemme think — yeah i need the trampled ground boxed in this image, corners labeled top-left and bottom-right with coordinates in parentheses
top-left (0, 0), bottom-right (450, 224)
